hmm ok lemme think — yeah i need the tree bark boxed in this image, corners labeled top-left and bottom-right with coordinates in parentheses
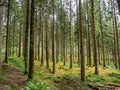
top-left (91, 0), bottom-right (98, 74)
top-left (86, 0), bottom-right (91, 67)
top-left (79, 0), bottom-right (85, 81)
top-left (99, 0), bottom-right (105, 67)
top-left (0, 1), bottom-right (4, 71)
top-left (4, 0), bottom-right (11, 63)
top-left (18, 23), bottom-right (22, 57)
top-left (69, 0), bottom-right (73, 69)
top-left (111, 0), bottom-right (118, 68)
top-left (28, 0), bottom-right (35, 79)
top-left (45, 0), bottom-right (49, 69)
top-left (24, 0), bottom-right (30, 74)
top-left (52, 0), bottom-right (55, 74)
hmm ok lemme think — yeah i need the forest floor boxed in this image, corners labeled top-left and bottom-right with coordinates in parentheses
top-left (1, 57), bottom-right (120, 90)
top-left (0, 63), bottom-right (27, 90)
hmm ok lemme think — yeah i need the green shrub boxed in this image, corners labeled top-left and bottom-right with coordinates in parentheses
top-left (9, 56), bottom-right (24, 71)
top-left (0, 73), bottom-right (7, 80)
top-left (21, 80), bottom-right (53, 90)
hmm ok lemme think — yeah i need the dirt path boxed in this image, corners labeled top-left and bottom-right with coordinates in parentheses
top-left (0, 64), bottom-right (27, 90)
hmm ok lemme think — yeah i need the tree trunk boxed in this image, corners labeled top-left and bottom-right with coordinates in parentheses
top-left (18, 23), bottom-right (22, 57)
top-left (0, 1), bottom-right (4, 71)
top-left (41, 7), bottom-right (44, 66)
top-left (99, 0), bottom-right (105, 67)
top-left (52, 0), bottom-right (55, 74)
top-left (24, 0), bottom-right (30, 74)
top-left (111, 0), bottom-right (118, 68)
top-left (28, 0), bottom-right (35, 79)
top-left (113, 5), bottom-right (120, 68)
top-left (79, 0), bottom-right (85, 81)
top-left (69, 0), bottom-right (73, 69)
top-left (63, 6), bottom-right (66, 66)
top-left (91, 0), bottom-right (98, 74)
top-left (45, 0), bottom-right (49, 69)
top-left (4, 0), bottom-right (11, 63)
top-left (86, 0), bottom-right (91, 67)
top-left (56, 21), bottom-right (59, 63)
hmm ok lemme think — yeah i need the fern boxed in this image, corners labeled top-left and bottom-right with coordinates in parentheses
top-left (21, 80), bottom-right (53, 90)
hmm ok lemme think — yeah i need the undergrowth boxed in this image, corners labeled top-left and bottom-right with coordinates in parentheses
top-left (21, 79), bottom-right (53, 90)
top-left (9, 56), bottom-right (24, 72)
top-left (7, 56), bottom-right (120, 90)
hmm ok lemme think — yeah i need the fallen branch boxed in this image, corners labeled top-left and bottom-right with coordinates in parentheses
top-left (88, 83), bottom-right (101, 90)
top-left (88, 83), bottom-right (115, 90)
top-left (105, 83), bottom-right (120, 87)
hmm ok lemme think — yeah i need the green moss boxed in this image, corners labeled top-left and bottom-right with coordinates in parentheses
top-left (0, 73), bottom-right (7, 80)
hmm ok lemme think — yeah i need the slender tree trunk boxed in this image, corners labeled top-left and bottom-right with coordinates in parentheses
top-left (69, 0), bottom-right (73, 69)
top-left (63, 7), bottom-right (66, 66)
top-left (38, 10), bottom-right (41, 62)
top-left (24, 0), bottom-right (30, 74)
top-left (41, 8), bottom-right (44, 66)
top-left (0, 1), bottom-right (4, 71)
top-left (4, 0), bottom-right (11, 63)
top-left (52, 0), bottom-right (55, 74)
top-left (28, 0), bottom-right (35, 79)
top-left (99, 0), bottom-right (105, 67)
top-left (108, 48), bottom-right (110, 65)
top-left (12, 21), bottom-right (15, 56)
top-left (79, 0), bottom-right (85, 81)
top-left (86, 0), bottom-right (91, 67)
top-left (45, 0), bottom-right (49, 69)
top-left (76, 0), bottom-right (80, 67)
top-left (97, 38), bottom-right (101, 65)
top-left (91, 0), bottom-right (98, 74)
top-left (111, 0), bottom-right (118, 68)
top-left (56, 21), bottom-right (59, 63)
top-left (18, 23), bottom-right (22, 57)
top-left (113, 5), bottom-right (120, 68)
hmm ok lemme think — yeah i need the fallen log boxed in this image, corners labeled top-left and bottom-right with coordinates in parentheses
top-left (88, 83), bottom-right (101, 90)
top-left (88, 83), bottom-right (116, 90)
top-left (105, 83), bottom-right (120, 87)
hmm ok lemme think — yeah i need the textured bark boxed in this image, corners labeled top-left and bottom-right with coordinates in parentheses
top-left (56, 21), bottom-right (59, 63)
top-left (12, 18), bottom-right (15, 55)
top-left (4, 0), bottom-right (11, 63)
top-left (111, 0), bottom-right (118, 68)
top-left (69, 0), bottom-right (73, 69)
top-left (91, 0), bottom-right (98, 74)
top-left (0, 1), bottom-right (4, 70)
top-left (34, 12), bottom-right (38, 60)
top-left (79, 0), bottom-right (85, 82)
top-left (45, 0), bottom-right (49, 69)
top-left (28, 0), bottom-right (35, 79)
top-left (24, 0), bottom-right (30, 74)
top-left (41, 8), bottom-right (44, 66)
top-left (38, 11), bottom-right (41, 62)
top-left (63, 6), bottom-right (66, 66)
top-left (97, 39), bottom-right (101, 65)
top-left (76, 0), bottom-right (80, 67)
top-left (18, 23), bottom-right (22, 57)
top-left (52, 0), bottom-right (55, 74)
top-left (86, 0), bottom-right (91, 67)
top-left (99, 0), bottom-right (105, 67)
top-left (113, 6), bottom-right (120, 68)
top-left (40, 8), bottom-right (44, 66)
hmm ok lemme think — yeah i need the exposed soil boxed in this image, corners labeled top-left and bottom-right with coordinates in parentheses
top-left (0, 64), bottom-right (27, 90)
top-left (54, 75), bottom-right (90, 90)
